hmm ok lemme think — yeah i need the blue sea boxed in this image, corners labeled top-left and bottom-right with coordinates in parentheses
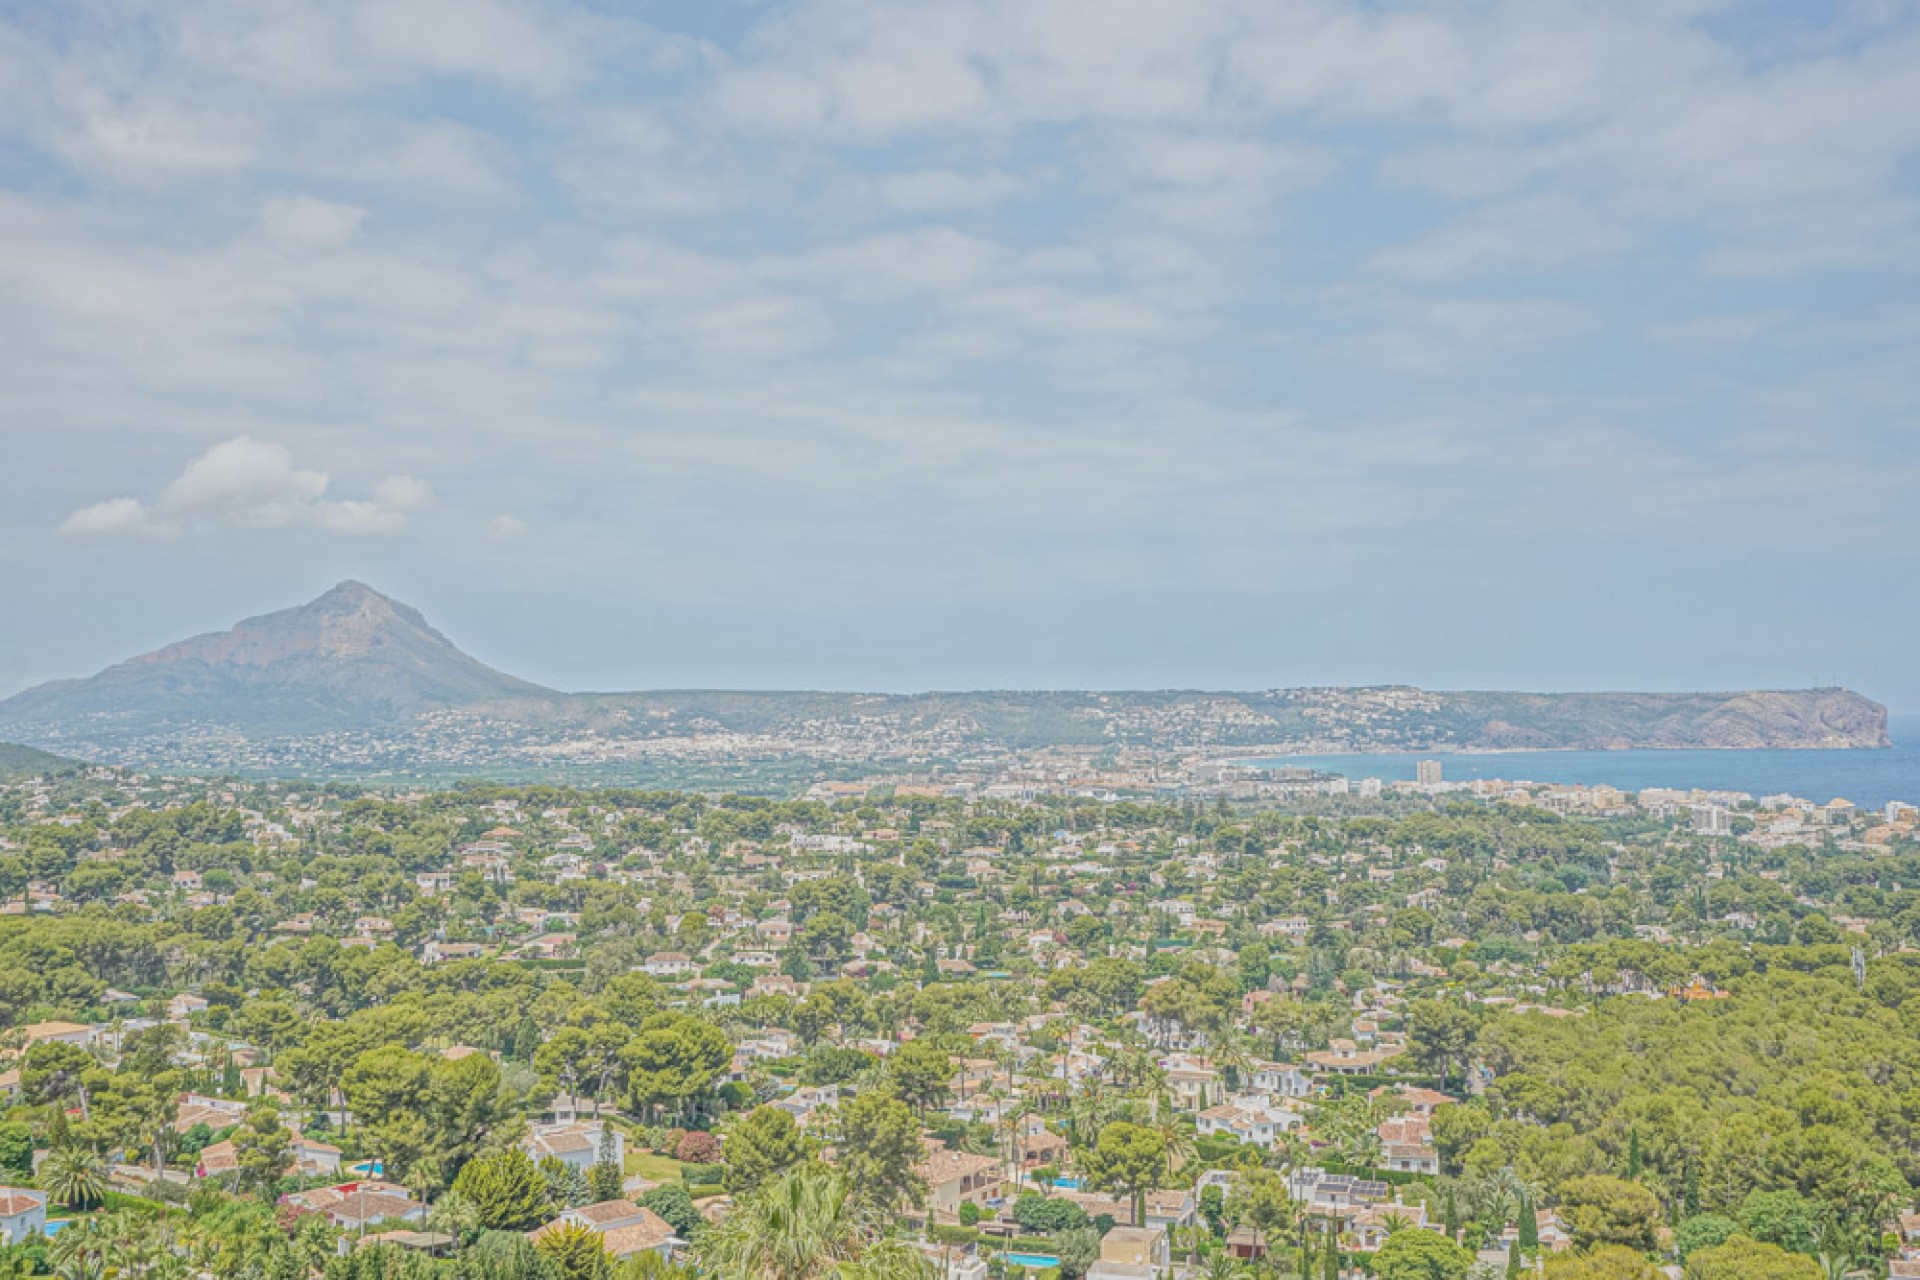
top-left (1248, 716), bottom-right (1920, 810)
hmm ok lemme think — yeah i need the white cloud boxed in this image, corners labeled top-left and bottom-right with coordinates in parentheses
top-left (314, 475), bottom-right (436, 533)
top-left (59, 438), bottom-right (432, 537)
top-left (489, 513), bottom-right (528, 538)
top-left (164, 437), bottom-right (330, 526)
top-left (59, 497), bottom-right (170, 537)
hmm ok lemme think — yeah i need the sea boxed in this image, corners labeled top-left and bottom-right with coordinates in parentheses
top-left (1247, 715), bottom-right (1920, 811)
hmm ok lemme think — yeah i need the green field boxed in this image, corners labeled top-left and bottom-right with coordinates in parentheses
top-left (622, 1149), bottom-right (686, 1184)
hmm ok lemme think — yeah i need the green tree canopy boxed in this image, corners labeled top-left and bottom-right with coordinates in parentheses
top-left (1683, 1237), bottom-right (1823, 1280)
top-left (453, 1148), bottom-right (554, 1233)
top-left (725, 1105), bottom-right (818, 1193)
top-left (1371, 1227), bottom-right (1475, 1280)
top-left (1556, 1176), bottom-right (1662, 1253)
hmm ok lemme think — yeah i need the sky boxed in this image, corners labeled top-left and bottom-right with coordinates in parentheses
top-left (2, 0), bottom-right (1919, 708)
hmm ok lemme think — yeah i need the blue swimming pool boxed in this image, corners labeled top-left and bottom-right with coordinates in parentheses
top-left (44, 1220), bottom-right (70, 1237)
top-left (1051, 1177), bottom-right (1082, 1189)
top-left (1004, 1253), bottom-right (1060, 1269)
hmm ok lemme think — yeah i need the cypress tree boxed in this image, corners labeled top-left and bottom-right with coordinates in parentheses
top-left (1517, 1195), bottom-right (1539, 1254)
top-left (1626, 1127), bottom-right (1643, 1180)
top-left (1444, 1187), bottom-right (1459, 1239)
top-left (1322, 1222), bottom-right (1339, 1280)
top-left (450, 1147), bottom-right (551, 1232)
top-left (1682, 1157), bottom-right (1700, 1217)
top-left (1506, 1240), bottom-right (1522, 1280)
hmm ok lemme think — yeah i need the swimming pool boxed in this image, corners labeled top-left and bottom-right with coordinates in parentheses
top-left (1004, 1253), bottom-right (1060, 1269)
top-left (1051, 1177), bottom-right (1082, 1189)
top-left (44, 1220), bottom-right (70, 1237)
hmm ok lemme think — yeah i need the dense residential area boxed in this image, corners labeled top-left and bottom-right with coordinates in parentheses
top-left (0, 768), bottom-right (1917, 1280)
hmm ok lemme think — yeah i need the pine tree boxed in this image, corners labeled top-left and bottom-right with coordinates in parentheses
top-left (47, 1108), bottom-right (73, 1152)
top-left (512, 1017), bottom-right (540, 1063)
top-left (588, 1161), bottom-right (623, 1203)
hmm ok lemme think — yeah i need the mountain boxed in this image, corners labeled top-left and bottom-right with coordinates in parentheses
top-left (0, 581), bottom-right (553, 739)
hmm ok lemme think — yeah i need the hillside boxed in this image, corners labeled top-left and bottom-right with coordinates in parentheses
top-left (550, 685), bottom-right (1888, 752)
top-left (0, 740), bottom-right (79, 778)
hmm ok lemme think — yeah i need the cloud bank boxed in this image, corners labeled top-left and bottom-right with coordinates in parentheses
top-left (4, 0), bottom-right (1919, 699)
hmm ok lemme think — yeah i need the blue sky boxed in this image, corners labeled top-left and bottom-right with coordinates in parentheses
top-left (2, 0), bottom-right (1918, 707)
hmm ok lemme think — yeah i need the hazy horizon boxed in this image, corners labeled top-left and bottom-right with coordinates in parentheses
top-left (4, 2), bottom-right (1918, 708)
top-left (3, 579), bottom-right (1910, 717)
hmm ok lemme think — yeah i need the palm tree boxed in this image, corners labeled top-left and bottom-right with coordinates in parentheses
top-left (1213, 1030), bottom-right (1256, 1092)
top-left (1068, 1083), bottom-right (1116, 1150)
top-left (994, 1099), bottom-right (1023, 1178)
top-left (428, 1188), bottom-right (483, 1245)
top-left (1150, 1111), bottom-right (1194, 1185)
top-left (698, 1161), bottom-right (932, 1280)
top-left (1201, 1252), bottom-right (1243, 1280)
top-left (1139, 1063), bottom-right (1170, 1122)
top-left (48, 1220), bottom-right (110, 1280)
top-left (42, 1146), bottom-right (109, 1211)
top-left (1377, 1211), bottom-right (1413, 1236)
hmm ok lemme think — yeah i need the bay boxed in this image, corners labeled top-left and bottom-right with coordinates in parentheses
top-left (1248, 715), bottom-right (1920, 811)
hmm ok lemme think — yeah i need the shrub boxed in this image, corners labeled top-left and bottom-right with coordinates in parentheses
top-left (1674, 1214), bottom-right (1740, 1261)
top-left (1013, 1193), bottom-right (1089, 1235)
top-left (676, 1131), bottom-right (722, 1164)
top-left (1007, 1237), bottom-right (1059, 1254)
top-left (640, 1184), bottom-right (703, 1239)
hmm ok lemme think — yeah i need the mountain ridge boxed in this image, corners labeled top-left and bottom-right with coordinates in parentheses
top-left (0, 584), bottom-right (1891, 763)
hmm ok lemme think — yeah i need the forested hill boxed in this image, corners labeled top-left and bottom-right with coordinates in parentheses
top-left (0, 740), bottom-right (79, 778)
